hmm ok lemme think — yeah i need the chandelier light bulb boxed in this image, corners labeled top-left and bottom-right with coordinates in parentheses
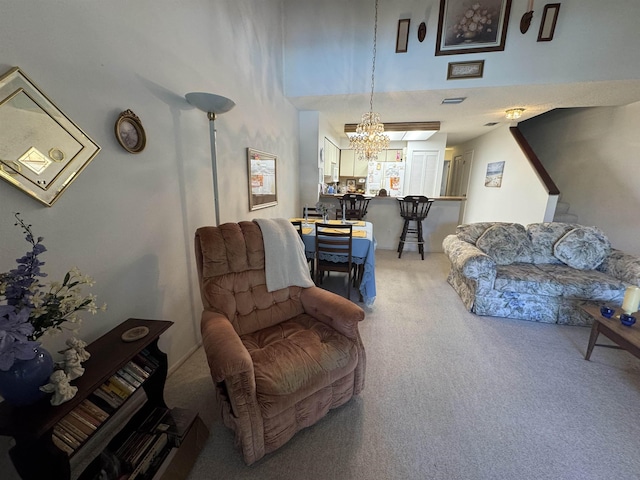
top-left (349, 112), bottom-right (390, 161)
top-left (505, 108), bottom-right (525, 120)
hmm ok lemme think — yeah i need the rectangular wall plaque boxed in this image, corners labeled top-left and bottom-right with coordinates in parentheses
top-left (538, 3), bottom-right (561, 42)
top-left (396, 19), bottom-right (410, 53)
top-left (0, 67), bottom-right (101, 206)
top-left (447, 60), bottom-right (485, 80)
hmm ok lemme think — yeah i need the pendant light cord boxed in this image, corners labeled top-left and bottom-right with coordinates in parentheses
top-left (370, 0), bottom-right (379, 114)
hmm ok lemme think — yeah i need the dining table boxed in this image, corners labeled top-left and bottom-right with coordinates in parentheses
top-left (290, 218), bottom-right (377, 307)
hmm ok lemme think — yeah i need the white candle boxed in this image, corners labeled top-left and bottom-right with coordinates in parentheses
top-left (527, 0), bottom-right (533, 11)
top-left (622, 286), bottom-right (640, 314)
top-left (342, 203), bottom-right (346, 221)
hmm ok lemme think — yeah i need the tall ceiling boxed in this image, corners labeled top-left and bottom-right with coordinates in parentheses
top-left (283, 0), bottom-right (640, 147)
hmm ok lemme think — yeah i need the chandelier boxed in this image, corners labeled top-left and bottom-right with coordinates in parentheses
top-left (349, 0), bottom-right (390, 161)
top-left (505, 108), bottom-right (525, 120)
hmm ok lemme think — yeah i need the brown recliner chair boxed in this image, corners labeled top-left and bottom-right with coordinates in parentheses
top-left (194, 221), bottom-right (366, 465)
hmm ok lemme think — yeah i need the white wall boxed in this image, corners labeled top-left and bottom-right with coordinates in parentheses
top-left (298, 111), bottom-right (321, 209)
top-left (0, 0), bottom-right (299, 369)
top-left (283, 0), bottom-right (640, 98)
top-left (519, 102), bottom-right (640, 256)
top-left (456, 125), bottom-right (551, 225)
top-left (298, 111), bottom-right (344, 209)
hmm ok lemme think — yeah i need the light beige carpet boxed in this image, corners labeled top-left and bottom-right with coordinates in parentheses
top-left (166, 250), bottom-right (640, 480)
top-left (3, 250), bottom-right (639, 480)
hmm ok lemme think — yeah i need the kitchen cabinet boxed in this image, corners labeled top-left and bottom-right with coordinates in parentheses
top-left (385, 149), bottom-right (403, 162)
top-left (323, 138), bottom-right (339, 176)
top-left (339, 149), bottom-right (368, 177)
top-left (339, 149), bottom-right (354, 176)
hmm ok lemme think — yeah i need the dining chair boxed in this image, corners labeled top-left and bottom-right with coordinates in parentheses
top-left (315, 222), bottom-right (353, 299)
top-left (338, 194), bottom-right (370, 220)
top-left (304, 206), bottom-right (324, 219)
top-left (291, 220), bottom-right (314, 278)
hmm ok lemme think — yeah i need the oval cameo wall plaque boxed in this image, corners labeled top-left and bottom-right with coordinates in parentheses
top-left (115, 110), bottom-right (146, 154)
top-left (418, 22), bottom-right (427, 42)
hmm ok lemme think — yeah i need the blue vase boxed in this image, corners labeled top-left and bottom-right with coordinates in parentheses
top-left (0, 347), bottom-right (54, 406)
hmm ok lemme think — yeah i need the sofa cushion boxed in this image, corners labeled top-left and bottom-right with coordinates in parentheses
top-left (242, 314), bottom-right (358, 419)
top-left (553, 227), bottom-right (611, 270)
top-left (476, 223), bottom-right (533, 265)
top-left (456, 222), bottom-right (511, 245)
top-left (526, 222), bottom-right (579, 264)
top-left (494, 263), bottom-right (626, 302)
top-left (494, 264), bottom-right (564, 296)
top-left (538, 264), bottom-right (626, 301)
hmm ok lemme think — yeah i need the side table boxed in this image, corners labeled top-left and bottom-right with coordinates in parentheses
top-left (581, 304), bottom-right (640, 361)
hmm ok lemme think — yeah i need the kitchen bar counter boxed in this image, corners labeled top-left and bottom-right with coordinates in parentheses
top-left (317, 195), bottom-right (466, 252)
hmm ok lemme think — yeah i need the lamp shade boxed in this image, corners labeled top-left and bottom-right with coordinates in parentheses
top-left (186, 92), bottom-right (235, 115)
top-left (185, 91), bottom-right (235, 226)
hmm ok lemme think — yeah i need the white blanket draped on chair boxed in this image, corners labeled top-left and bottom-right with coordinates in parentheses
top-left (254, 218), bottom-right (314, 292)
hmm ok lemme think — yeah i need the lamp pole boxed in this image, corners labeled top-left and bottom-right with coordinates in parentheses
top-left (185, 92), bottom-right (236, 226)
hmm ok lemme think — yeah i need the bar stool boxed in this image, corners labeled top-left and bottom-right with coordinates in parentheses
top-left (396, 195), bottom-right (434, 260)
top-left (338, 194), bottom-right (370, 220)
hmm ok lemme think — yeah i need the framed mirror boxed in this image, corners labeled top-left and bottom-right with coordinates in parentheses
top-left (247, 148), bottom-right (277, 210)
top-left (0, 67), bottom-right (101, 206)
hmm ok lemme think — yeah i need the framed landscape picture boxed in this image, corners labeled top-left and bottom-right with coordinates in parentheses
top-left (485, 161), bottom-right (505, 187)
top-left (247, 148), bottom-right (277, 210)
top-left (435, 0), bottom-right (512, 56)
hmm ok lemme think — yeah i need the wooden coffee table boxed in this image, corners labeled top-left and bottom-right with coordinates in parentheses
top-left (582, 304), bottom-right (640, 361)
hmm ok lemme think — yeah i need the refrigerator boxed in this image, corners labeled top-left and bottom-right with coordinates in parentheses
top-left (367, 160), bottom-right (405, 197)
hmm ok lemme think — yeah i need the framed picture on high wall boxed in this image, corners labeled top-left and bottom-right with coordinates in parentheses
top-left (485, 161), bottom-right (505, 187)
top-left (435, 0), bottom-right (512, 56)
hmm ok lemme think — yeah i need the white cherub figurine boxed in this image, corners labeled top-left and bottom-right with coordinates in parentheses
top-left (40, 370), bottom-right (78, 406)
top-left (62, 348), bottom-right (85, 380)
top-left (66, 337), bottom-right (91, 362)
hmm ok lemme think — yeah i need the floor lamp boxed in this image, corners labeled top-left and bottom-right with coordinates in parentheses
top-left (185, 92), bottom-right (236, 226)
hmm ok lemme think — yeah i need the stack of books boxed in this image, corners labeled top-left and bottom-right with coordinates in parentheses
top-left (52, 399), bottom-right (110, 456)
top-left (51, 353), bottom-right (158, 458)
top-left (112, 407), bottom-right (178, 479)
top-left (89, 357), bottom-right (154, 411)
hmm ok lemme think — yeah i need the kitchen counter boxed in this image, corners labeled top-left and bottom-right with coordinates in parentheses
top-left (320, 194), bottom-right (466, 201)
top-left (317, 195), bottom-right (466, 252)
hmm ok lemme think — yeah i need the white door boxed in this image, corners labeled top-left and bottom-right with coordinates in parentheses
top-left (460, 150), bottom-right (474, 196)
top-left (405, 150), bottom-right (439, 197)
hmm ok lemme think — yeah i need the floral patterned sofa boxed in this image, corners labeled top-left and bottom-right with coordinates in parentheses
top-left (442, 222), bottom-right (640, 326)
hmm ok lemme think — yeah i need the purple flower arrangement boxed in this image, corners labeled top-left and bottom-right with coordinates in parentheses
top-left (0, 214), bottom-right (105, 371)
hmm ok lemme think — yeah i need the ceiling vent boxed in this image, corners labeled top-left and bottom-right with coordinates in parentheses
top-left (441, 97), bottom-right (466, 104)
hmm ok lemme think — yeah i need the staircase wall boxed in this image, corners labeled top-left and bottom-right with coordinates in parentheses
top-left (452, 125), bottom-right (555, 226)
top-left (519, 103), bottom-right (640, 256)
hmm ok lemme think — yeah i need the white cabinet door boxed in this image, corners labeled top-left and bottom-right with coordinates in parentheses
top-left (340, 149), bottom-right (355, 176)
top-left (323, 138), bottom-right (339, 176)
top-left (353, 156), bottom-right (368, 177)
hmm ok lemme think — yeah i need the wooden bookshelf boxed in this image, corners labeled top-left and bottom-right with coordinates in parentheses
top-left (0, 318), bottom-right (173, 480)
